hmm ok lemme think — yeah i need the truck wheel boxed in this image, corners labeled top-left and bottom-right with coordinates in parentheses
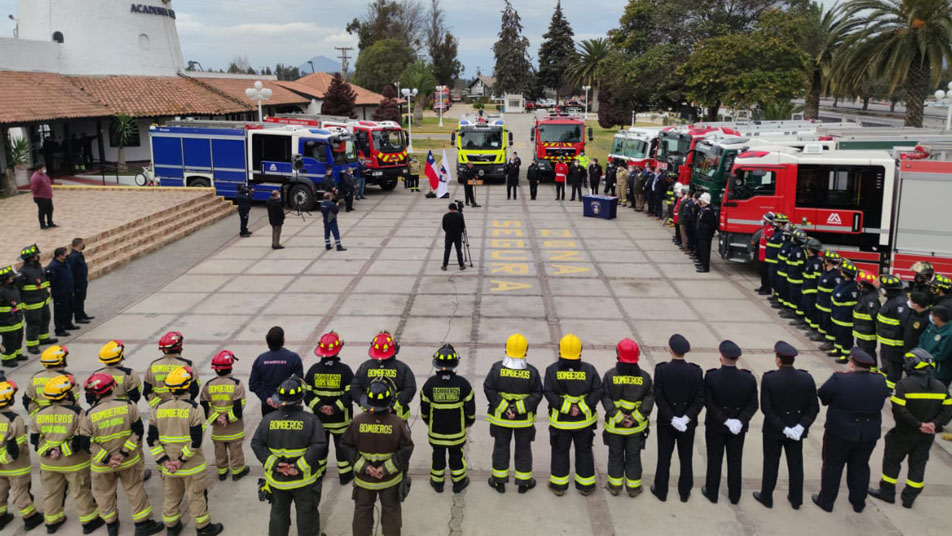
top-left (379, 179), bottom-right (398, 191)
top-left (187, 177), bottom-right (211, 188)
top-left (289, 184), bottom-right (315, 211)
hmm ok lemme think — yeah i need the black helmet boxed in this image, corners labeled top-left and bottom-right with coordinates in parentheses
top-left (273, 377), bottom-right (306, 407)
top-left (904, 348), bottom-right (935, 375)
top-left (839, 260), bottom-right (858, 278)
top-left (432, 343), bottom-right (460, 370)
top-left (361, 377), bottom-right (395, 414)
top-left (792, 229), bottom-right (808, 244)
top-left (806, 238), bottom-right (823, 252)
top-left (879, 273), bottom-right (903, 291)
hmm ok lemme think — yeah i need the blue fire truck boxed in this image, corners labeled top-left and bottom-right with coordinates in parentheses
top-left (149, 120), bottom-right (359, 210)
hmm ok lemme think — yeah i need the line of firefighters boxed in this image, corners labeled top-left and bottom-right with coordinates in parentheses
top-left (3, 325), bottom-right (952, 536)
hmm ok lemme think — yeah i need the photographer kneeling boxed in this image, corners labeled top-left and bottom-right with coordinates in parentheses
top-left (441, 202), bottom-right (467, 271)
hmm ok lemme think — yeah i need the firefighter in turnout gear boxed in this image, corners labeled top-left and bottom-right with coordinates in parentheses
top-left (853, 271), bottom-right (881, 366)
top-left (764, 214), bottom-right (786, 300)
top-left (252, 377), bottom-right (328, 536)
top-left (341, 378), bottom-right (414, 536)
top-left (908, 261), bottom-right (935, 299)
top-left (0, 266), bottom-right (25, 368)
top-left (830, 260), bottom-right (859, 363)
top-left (773, 222), bottom-right (794, 310)
top-left (79, 373), bottom-right (163, 536)
top-left (143, 331), bottom-right (199, 408)
top-left (931, 274), bottom-right (952, 311)
top-left (31, 374), bottom-right (101, 533)
top-left (93, 340), bottom-right (142, 403)
top-left (351, 331), bottom-right (416, 421)
top-left (817, 252), bottom-right (843, 351)
top-left (783, 229), bottom-right (808, 325)
top-left (25, 345), bottom-right (78, 418)
top-left (148, 367), bottom-right (223, 536)
top-left (869, 349), bottom-right (952, 508)
top-left (878, 274), bottom-right (907, 389)
top-left (544, 334), bottom-right (602, 496)
top-left (484, 333), bottom-right (543, 494)
top-left (801, 239), bottom-right (825, 340)
top-left (420, 344), bottom-right (476, 493)
top-left (601, 338), bottom-right (653, 497)
top-left (16, 245), bottom-right (55, 355)
top-left (200, 350), bottom-right (249, 482)
top-left (304, 331), bottom-right (354, 485)
top-left (0, 380), bottom-right (42, 532)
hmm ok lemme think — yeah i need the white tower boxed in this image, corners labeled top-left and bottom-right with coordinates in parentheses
top-left (14, 0), bottom-right (185, 75)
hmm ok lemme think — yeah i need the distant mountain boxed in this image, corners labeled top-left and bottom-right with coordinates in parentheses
top-left (297, 55), bottom-right (342, 74)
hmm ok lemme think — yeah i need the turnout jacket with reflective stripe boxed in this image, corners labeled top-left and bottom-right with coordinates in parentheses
top-left (889, 375), bottom-right (952, 435)
top-left (831, 280), bottom-right (859, 325)
top-left (200, 375), bottom-right (246, 442)
top-left (0, 410), bottom-right (30, 475)
top-left (79, 396), bottom-right (144, 473)
top-left (251, 405), bottom-right (327, 490)
top-left (420, 372), bottom-right (475, 445)
top-left (31, 401), bottom-right (90, 471)
top-left (483, 361), bottom-right (543, 428)
top-left (601, 365), bottom-right (653, 435)
top-left (340, 411), bottom-right (413, 490)
top-left (816, 269), bottom-right (843, 312)
top-left (148, 396), bottom-right (206, 476)
top-left (0, 283), bottom-right (22, 327)
top-left (877, 294), bottom-right (906, 347)
top-left (304, 358), bottom-right (353, 433)
top-left (852, 289), bottom-right (880, 341)
top-left (801, 255), bottom-right (823, 294)
top-left (24, 368), bottom-right (77, 417)
top-left (544, 361), bottom-right (602, 430)
top-left (143, 354), bottom-right (198, 407)
top-left (93, 365), bottom-right (141, 403)
top-left (351, 358), bottom-right (416, 420)
top-left (16, 261), bottom-right (49, 305)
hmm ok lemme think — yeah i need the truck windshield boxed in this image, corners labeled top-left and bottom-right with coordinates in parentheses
top-left (538, 124), bottom-right (582, 143)
top-left (372, 129), bottom-right (406, 153)
top-left (694, 146), bottom-right (721, 178)
top-left (459, 128), bottom-right (503, 150)
top-left (332, 138), bottom-right (358, 165)
top-left (624, 139), bottom-right (649, 159)
top-left (658, 134), bottom-right (691, 160)
top-left (610, 136), bottom-right (625, 155)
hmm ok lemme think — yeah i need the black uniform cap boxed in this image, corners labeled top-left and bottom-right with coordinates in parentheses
top-left (849, 347), bottom-right (876, 367)
top-left (668, 334), bottom-right (691, 355)
top-left (719, 340), bottom-right (742, 359)
top-left (774, 341), bottom-right (798, 359)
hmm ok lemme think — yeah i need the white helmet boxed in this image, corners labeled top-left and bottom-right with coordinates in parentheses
top-left (699, 192), bottom-right (712, 204)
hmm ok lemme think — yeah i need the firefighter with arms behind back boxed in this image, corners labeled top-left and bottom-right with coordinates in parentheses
top-left (0, 379), bottom-right (42, 531)
top-left (199, 350), bottom-right (249, 482)
top-left (601, 338), bottom-right (653, 498)
top-left (144, 332), bottom-right (199, 408)
top-left (304, 331), bottom-right (355, 485)
top-left (351, 331), bottom-right (416, 421)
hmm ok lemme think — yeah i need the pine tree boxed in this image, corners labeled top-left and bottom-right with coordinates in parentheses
top-left (537, 0), bottom-right (576, 100)
top-left (492, 0), bottom-right (532, 95)
top-left (373, 84), bottom-right (401, 121)
top-left (322, 73), bottom-right (358, 118)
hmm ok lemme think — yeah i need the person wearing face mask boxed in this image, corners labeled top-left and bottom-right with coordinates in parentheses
top-left (67, 238), bottom-right (94, 324)
top-left (918, 306), bottom-right (952, 388)
top-left (30, 165), bottom-right (55, 230)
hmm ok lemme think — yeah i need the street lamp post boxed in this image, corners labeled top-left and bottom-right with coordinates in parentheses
top-left (934, 81), bottom-right (952, 131)
top-left (245, 81), bottom-right (272, 122)
top-left (401, 87), bottom-right (419, 153)
top-left (582, 85), bottom-right (591, 119)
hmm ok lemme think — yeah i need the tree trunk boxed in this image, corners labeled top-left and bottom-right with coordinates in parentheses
top-left (706, 101), bottom-right (720, 122)
top-left (414, 97), bottom-right (423, 123)
top-left (904, 52), bottom-right (927, 127)
top-left (118, 146), bottom-right (126, 172)
top-left (591, 86), bottom-right (599, 113)
top-left (833, 96), bottom-right (838, 107)
top-left (862, 94), bottom-right (870, 111)
top-left (804, 68), bottom-right (822, 120)
top-left (890, 99), bottom-right (897, 112)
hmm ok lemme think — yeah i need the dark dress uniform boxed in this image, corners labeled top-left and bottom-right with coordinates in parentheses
top-left (758, 365), bottom-right (818, 508)
top-left (703, 364), bottom-right (758, 504)
top-left (304, 356), bottom-right (354, 483)
top-left (801, 252), bottom-right (823, 332)
top-left (877, 292), bottom-right (907, 388)
top-left (830, 278), bottom-right (859, 360)
top-left (527, 163), bottom-right (540, 200)
top-left (420, 370), bottom-right (475, 490)
top-left (785, 245), bottom-right (805, 318)
top-left (46, 258), bottom-right (74, 336)
top-left (568, 164), bottom-right (585, 201)
top-left (695, 204), bottom-right (717, 272)
top-left (814, 365), bottom-right (891, 512)
top-left (817, 267), bottom-right (843, 344)
top-left (652, 359), bottom-right (705, 501)
top-left (236, 188), bottom-right (252, 235)
top-left (603, 164), bottom-right (617, 196)
top-left (0, 275), bottom-right (24, 366)
top-left (683, 198), bottom-right (698, 252)
top-left (65, 248), bottom-right (89, 322)
top-left (601, 363), bottom-right (653, 494)
top-left (543, 359), bottom-right (602, 492)
top-left (873, 368), bottom-right (952, 506)
top-left (484, 361), bottom-right (543, 489)
top-left (505, 161), bottom-right (519, 200)
top-left (351, 358), bottom-right (416, 421)
top-left (852, 288), bottom-right (880, 364)
top-left (16, 259), bottom-right (52, 352)
top-left (251, 402), bottom-right (327, 536)
top-left (459, 166), bottom-right (477, 206)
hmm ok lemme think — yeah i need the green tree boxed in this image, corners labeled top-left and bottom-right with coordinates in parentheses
top-left (347, 0), bottom-right (424, 52)
top-left (426, 0), bottom-right (463, 85)
top-left (322, 74), bottom-right (358, 118)
top-left (537, 1), bottom-right (576, 99)
top-left (567, 38), bottom-right (610, 110)
top-left (400, 60), bottom-right (438, 122)
top-left (373, 84), bottom-right (402, 121)
top-left (353, 38), bottom-right (416, 93)
top-left (755, 100), bottom-right (804, 120)
top-left (492, 1), bottom-right (532, 95)
top-left (836, 0), bottom-right (952, 126)
top-left (274, 63), bottom-right (301, 81)
top-left (597, 82), bottom-right (627, 128)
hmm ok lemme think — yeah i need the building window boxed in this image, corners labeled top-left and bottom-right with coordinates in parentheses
top-left (139, 33), bottom-right (150, 50)
top-left (52, 31), bottom-right (64, 43)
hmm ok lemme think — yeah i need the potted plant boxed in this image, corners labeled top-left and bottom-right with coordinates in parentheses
top-left (4, 135), bottom-right (30, 190)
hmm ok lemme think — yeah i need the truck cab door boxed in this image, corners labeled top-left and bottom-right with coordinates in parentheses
top-left (301, 139), bottom-right (330, 181)
top-left (722, 167), bottom-right (781, 234)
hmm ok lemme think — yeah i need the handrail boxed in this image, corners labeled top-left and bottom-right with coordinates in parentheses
top-left (97, 162), bottom-right (148, 186)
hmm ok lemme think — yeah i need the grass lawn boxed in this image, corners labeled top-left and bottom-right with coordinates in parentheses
top-left (408, 137), bottom-right (454, 153)
top-left (407, 116), bottom-right (458, 135)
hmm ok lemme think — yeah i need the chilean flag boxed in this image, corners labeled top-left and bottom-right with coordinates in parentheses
top-left (425, 150), bottom-right (440, 190)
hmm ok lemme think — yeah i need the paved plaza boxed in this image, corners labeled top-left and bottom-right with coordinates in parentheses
top-left (4, 116), bottom-right (951, 536)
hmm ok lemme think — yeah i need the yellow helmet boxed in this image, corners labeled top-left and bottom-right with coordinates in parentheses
top-left (164, 366), bottom-right (193, 392)
top-left (0, 380), bottom-right (17, 407)
top-left (505, 333), bottom-right (528, 359)
top-left (98, 340), bottom-right (125, 365)
top-left (43, 374), bottom-right (74, 401)
top-left (559, 334), bottom-right (582, 360)
top-left (40, 345), bottom-right (68, 368)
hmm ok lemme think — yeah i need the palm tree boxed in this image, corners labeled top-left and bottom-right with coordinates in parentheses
top-left (803, 5), bottom-right (849, 120)
top-left (566, 38), bottom-right (609, 111)
top-left (837, 0), bottom-right (952, 126)
top-left (399, 61), bottom-right (437, 124)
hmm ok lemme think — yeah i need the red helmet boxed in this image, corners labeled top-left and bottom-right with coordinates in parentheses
top-left (84, 373), bottom-right (116, 397)
top-left (368, 331), bottom-right (397, 360)
top-left (315, 331), bottom-right (344, 358)
top-left (616, 338), bottom-right (640, 364)
top-left (211, 350), bottom-right (238, 371)
top-left (158, 331), bottom-right (184, 353)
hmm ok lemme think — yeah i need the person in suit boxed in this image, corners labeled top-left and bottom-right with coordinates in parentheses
top-left (66, 238), bottom-right (93, 324)
top-left (588, 159), bottom-right (603, 195)
top-left (702, 341), bottom-right (758, 505)
top-left (569, 161), bottom-right (586, 202)
top-left (46, 247), bottom-right (77, 337)
top-left (753, 341), bottom-right (819, 509)
top-left (813, 347), bottom-right (891, 513)
top-left (267, 190), bottom-right (286, 250)
top-left (650, 334), bottom-right (704, 503)
top-left (236, 184), bottom-right (253, 236)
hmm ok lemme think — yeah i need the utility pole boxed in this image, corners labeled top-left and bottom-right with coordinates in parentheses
top-left (335, 47), bottom-right (353, 81)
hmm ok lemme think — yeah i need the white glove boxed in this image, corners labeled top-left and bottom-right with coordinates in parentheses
top-left (790, 424), bottom-right (805, 441)
top-left (725, 419), bottom-right (743, 435)
top-left (671, 416), bottom-right (688, 432)
top-left (782, 426), bottom-right (796, 440)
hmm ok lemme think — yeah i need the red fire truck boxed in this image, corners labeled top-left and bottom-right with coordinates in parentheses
top-left (530, 112), bottom-right (593, 180)
top-left (657, 125), bottom-right (741, 185)
top-left (265, 115), bottom-right (407, 190)
top-left (717, 146), bottom-right (952, 278)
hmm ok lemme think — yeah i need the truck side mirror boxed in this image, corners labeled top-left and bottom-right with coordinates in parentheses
top-left (509, 132), bottom-right (513, 146)
top-left (530, 129), bottom-right (534, 142)
top-left (588, 127), bottom-right (594, 142)
top-left (292, 154), bottom-right (303, 171)
top-left (450, 132), bottom-right (456, 145)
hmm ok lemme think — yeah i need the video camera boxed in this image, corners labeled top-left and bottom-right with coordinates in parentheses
top-left (237, 183), bottom-right (253, 195)
top-left (452, 200), bottom-right (465, 213)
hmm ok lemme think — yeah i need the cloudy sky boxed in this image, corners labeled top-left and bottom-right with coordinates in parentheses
top-left (0, 0), bottom-right (624, 77)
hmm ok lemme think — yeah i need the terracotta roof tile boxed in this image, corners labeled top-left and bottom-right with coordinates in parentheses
top-left (0, 70), bottom-right (110, 124)
top-left (190, 76), bottom-right (308, 107)
top-left (69, 75), bottom-right (252, 117)
top-left (291, 73), bottom-right (388, 106)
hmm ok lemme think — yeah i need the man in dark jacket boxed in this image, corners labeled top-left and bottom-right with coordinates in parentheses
top-left (46, 247), bottom-right (76, 337)
top-left (603, 162), bottom-right (617, 196)
top-left (250, 326), bottom-right (304, 416)
top-left (813, 347), bottom-right (891, 513)
top-left (651, 334), bottom-right (704, 503)
top-left (695, 193), bottom-right (717, 273)
top-left (267, 190), bottom-right (286, 250)
top-left (17, 244), bottom-right (56, 354)
top-left (702, 340), bottom-right (757, 505)
top-left (236, 184), bottom-right (253, 237)
top-left (441, 203), bottom-right (466, 271)
top-left (340, 169), bottom-right (356, 212)
top-left (505, 158), bottom-right (519, 200)
top-left (588, 159), bottom-right (603, 196)
top-left (66, 237), bottom-right (93, 324)
top-left (754, 341), bottom-right (818, 509)
top-left (527, 161), bottom-right (540, 201)
top-left (568, 161), bottom-right (586, 201)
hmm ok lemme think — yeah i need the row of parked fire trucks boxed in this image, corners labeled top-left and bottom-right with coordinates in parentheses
top-left (607, 121), bottom-right (952, 279)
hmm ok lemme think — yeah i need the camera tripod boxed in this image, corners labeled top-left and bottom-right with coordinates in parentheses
top-left (462, 230), bottom-right (473, 267)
